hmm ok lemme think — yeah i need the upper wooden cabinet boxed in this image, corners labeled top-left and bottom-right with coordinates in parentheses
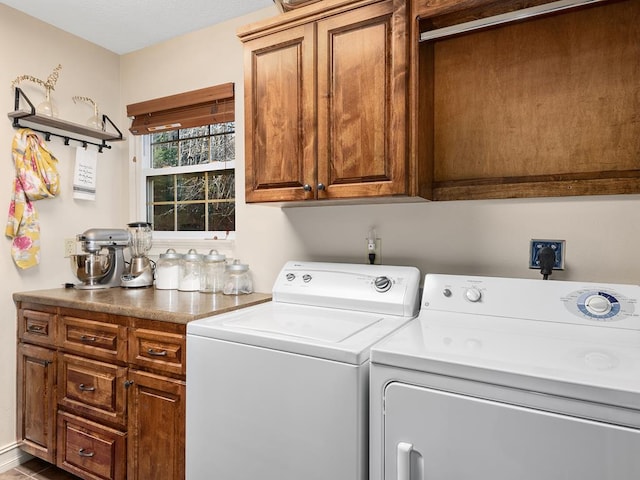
top-left (239, 0), bottom-right (409, 203)
top-left (411, 0), bottom-right (640, 201)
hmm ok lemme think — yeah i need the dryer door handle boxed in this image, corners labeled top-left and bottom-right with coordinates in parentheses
top-left (397, 442), bottom-right (413, 480)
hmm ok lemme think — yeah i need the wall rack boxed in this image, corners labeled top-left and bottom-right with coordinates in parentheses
top-left (8, 88), bottom-right (124, 153)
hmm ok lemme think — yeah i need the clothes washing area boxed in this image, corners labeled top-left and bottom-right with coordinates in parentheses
top-left (186, 261), bottom-right (421, 480)
top-left (370, 274), bottom-right (640, 480)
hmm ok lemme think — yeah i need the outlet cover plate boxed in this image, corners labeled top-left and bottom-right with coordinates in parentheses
top-left (529, 239), bottom-right (565, 270)
top-left (64, 238), bottom-right (76, 257)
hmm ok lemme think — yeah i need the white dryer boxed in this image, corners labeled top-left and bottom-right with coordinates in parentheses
top-left (186, 261), bottom-right (420, 480)
top-left (370, 274), bottom-right (640, 480)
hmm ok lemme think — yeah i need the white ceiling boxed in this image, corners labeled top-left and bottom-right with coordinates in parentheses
top-left (0, 0), bottom-right (276, 54)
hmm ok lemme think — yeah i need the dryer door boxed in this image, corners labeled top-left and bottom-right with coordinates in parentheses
top-left (383, 382), bottom-right (640, 480)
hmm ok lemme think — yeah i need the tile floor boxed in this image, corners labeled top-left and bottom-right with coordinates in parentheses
top-left (0, 458), bottom-right (81, 480)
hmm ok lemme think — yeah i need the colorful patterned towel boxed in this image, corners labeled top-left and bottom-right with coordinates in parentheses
top-left (6, 128), bottom-right (60, 269)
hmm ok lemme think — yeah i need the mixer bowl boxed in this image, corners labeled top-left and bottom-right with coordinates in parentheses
top-left (70, 253), bottom-right (112, 284)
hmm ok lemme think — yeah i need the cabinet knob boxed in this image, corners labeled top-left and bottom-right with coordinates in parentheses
top-left (303, 184), bottom-right (312, 192)
top-left (317, 183), bottom-right (325, 191)
top-left (124, 380), bottom-right (134, 388)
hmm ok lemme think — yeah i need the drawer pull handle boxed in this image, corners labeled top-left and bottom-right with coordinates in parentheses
top-left (79, 383), bottom-right (96, 392)
top-left (27, 325), bottom-right (45, 333)
top-left (78, 448), bottom-right (95, 458)
top-left (80, 335), bottom-right (97, 342)
top-left (147, 348), bottom-right (168, 357)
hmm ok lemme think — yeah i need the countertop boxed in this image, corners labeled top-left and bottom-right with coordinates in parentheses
top-left (13, 287), bottom-right (272, 324)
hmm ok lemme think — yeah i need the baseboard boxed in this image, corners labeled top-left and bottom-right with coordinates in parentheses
top-left (0, 442), bottom-right (33, 473)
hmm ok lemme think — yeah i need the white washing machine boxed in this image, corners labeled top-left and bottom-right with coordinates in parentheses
top-left (186, 261), bottom-right (421, 480)
top-left (370, 274), bottom-right (640, 480)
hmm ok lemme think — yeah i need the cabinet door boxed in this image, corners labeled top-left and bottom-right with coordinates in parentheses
top-left (317, 0), bottom-right (408, 199)
top-left (127, 370), bottom-right (185, 480)
top-left (244, 23), bottom-right (316, 202)
top-left (17, 343), bottom-right (57, 463)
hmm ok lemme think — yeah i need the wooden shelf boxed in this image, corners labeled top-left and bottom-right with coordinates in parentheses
top-left (8, 110), bottom-right (123, 142)
top-left (8, 88), bottom-right (124, 152)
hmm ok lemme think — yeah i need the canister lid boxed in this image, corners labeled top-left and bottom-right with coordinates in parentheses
top-left (183, 248), bottom-right (202, 262)
top-left (226, 259), bottom-right (249, 272)
top-left (203, 249), bottom-right (226, 262)
top-left (159, 248), bottom-right (182, 260)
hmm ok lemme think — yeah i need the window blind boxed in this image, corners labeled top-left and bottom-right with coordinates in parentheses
top-left (127, 83), bottom-right (234, 135)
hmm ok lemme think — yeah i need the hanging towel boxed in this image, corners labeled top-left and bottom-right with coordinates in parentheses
top-left (6, 128), bottom-right (60, 269)
top-left (73, 147), bottom-right (97, 200)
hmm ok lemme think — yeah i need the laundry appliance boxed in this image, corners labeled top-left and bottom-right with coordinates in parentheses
top-left (370, 274), bottom-right (640, 480)
top-left (186, 261), bottom-right (421, 480)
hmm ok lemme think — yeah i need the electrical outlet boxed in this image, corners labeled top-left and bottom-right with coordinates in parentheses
top-left (529, 239), bottom-right (565, 270)
top-left (64, 238), bottom-right (76, 257)
top-left (365, 237), bottom-right (382, 264)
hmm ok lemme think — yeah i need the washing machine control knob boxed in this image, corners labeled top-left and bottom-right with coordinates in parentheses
top-left (285, 273), bottom-right (296, 282)
top-left (302, 274), bottom-right (312, 283)
top-left (465, 287), bottom-right (482, 302)
top-left (374, 276), bottom-right (392, 293)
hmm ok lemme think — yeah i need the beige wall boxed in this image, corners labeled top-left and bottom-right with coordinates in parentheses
top-left (0, 4), bottom-right (125, 463)
top-left (2, 0), bottom-right (640, 469)
top-left (120, 4), bottom-right (640, 289)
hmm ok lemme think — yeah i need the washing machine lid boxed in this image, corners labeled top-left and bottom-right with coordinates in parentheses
top-left (187, 301), bottom-right (413, 365)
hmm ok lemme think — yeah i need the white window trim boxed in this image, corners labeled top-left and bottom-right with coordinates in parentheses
top-left (129, 132), bottom-right (237, 247)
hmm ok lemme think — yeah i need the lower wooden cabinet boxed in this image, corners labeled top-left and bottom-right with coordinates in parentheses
top-left (16, 303), bottom-right (187, 480)
top-left (16, 343), bottom-right (57, 463)
top-left (127, 370), bottom-right (186, 480)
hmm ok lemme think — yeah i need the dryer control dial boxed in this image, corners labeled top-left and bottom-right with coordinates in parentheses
top-left (564, 289), bottom-right (628, 321)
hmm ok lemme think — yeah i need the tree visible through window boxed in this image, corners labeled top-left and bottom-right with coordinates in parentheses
top-left (127, 83), bottom-right (236, 237)
top-left (145, 122), bottom-right (235, 234)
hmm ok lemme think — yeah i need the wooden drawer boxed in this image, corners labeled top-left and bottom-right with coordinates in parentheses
top-left (57, 411), bottom-right (126, 480)
top-left (18, 307), bottom-right (56, 347)
top-left (59, 315), bottom-right (127, 363)
top-left (58, 353), bottom-right (127, 427)
top-left (129, 329), bottom-right (186, 376)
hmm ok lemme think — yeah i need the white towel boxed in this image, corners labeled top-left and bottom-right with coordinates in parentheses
top-left (73, 147), bottom-right (97, 200)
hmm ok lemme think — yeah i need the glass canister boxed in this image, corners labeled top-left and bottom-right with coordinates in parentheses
top-left (200, 249), bottom-right (226, 293)
top-left (155, 248), bottom-right (182, 290)
top-left (179, 249), bottom-right (203, 292)
top-left (222, 260), bottom-right (253, 295)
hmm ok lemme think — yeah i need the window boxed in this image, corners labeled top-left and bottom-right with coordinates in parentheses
top-left (127, 84), bottom-right (235, 239)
